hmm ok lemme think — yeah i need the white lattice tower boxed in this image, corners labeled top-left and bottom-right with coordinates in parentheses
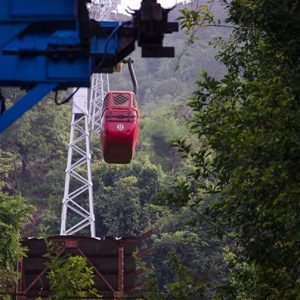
top-left (60, 1), bottom-right (119, 237)
top-left (89, 73), bottom-right (110, 133)
top-left (89, 0), bottom-right (120, 21)
top-left (60, 88), bottom-right (95, 236)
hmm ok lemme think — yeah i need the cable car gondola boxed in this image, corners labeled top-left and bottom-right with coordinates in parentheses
top-left (100, 58), bottom-right (139, 164)
top-left (100, 91), bottom-right (138, 164)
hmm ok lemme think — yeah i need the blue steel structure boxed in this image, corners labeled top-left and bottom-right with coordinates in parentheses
top-left (0, 0), bottom-right (178, 132)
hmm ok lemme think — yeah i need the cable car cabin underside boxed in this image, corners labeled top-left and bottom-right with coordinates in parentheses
top-left (101, 91), bottom-right (138, 164)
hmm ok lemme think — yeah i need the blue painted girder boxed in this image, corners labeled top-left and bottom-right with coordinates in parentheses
top-left (0, 0), bottom-right (178, 133)
top-left (0, 0), bottom-right (135, 133)
top-left (0, 0), bottom-right (124, 88)
top-left (0, 21), bottom-right (120, 88)
top-left (0, 84), bottom-right (58, 133)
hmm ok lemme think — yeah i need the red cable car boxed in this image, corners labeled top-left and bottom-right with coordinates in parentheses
top-left (100, 91), bottom-right (138, 164)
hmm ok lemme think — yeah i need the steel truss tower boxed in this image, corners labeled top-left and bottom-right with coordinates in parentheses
top-left (60, 0), bottom-right (120, 237)
top-left (89, 73), bottom-right (110, 133)
top-left (88, 0), bottom-right (120, 21)
top-left (60, 88), bottom-right (95, 236)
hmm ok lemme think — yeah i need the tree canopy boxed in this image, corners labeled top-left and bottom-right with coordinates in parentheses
top-left (171, 0), bottom-right (300, 298)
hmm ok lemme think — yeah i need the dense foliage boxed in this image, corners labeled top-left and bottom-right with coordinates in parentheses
top-left (0, 189), bottom-right (31, 294)
top-left (0, 2), bottom-right (228, 298)
top-left (48, 255), bottom-right (100, 299)
top-left (171, 0), bottom-right (300, 298)
top-left (2, 0), bottom-right (299, 298)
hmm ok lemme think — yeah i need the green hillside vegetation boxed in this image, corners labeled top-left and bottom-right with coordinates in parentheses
top-left (1, 0), bottom-right (299, 298)
top-left (0, 2), bottom-right (230, 298)
top-left (163, 0), bottom-right (300, 299)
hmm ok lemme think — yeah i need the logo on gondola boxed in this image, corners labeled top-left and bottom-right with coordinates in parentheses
top-left (117, 124), bottom-right (124, 131)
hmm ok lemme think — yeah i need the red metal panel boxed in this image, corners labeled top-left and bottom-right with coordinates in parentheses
top-left (65, 239), bottom-right (78, 248)
top-left (15, 234), bottom-right (151, 299)
top-left (16, 259), bottom-right (25, 300)
top-left (118, 243), bottom-right (124, 294)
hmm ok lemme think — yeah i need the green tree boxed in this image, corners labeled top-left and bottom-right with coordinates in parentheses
top-left (172, 0), bottom-right (300, 298)
top-left (0, 95), bottom-right (69, 201)
top-left (0, 190), bottom-right (32, 294)
top-left (91, 157), bottom-right (166, 236)
top-left (146, 203), bottom-right (227, 299)
top-left (166, 253), bottom-right (205, 300)
top-left (95, 176), bottom-right (142, 236)
top-left (0, 150), bottom-right (19, 193)
top-left (144, 252), bottom-right (205, 300)
top-left (139, 105), bottom-right (188, 171)
top-left (0, 93), bottom-right (70, 236)
top-left (48, 255), bottom-right (101, 299)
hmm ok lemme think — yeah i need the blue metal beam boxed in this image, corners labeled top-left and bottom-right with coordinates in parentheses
top-left (0, 83), bottom-right (58, 133)
top-left (0, 0), bottom-right (178, 132)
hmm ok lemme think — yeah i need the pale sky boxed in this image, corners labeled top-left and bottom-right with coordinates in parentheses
top-left (117, 0), bottom-right (181, 14)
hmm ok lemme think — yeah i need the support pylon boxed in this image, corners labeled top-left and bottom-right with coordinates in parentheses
top-left (60, 89), bottom-right (95, 236)
top-left (60, 0), bottom-right (120, 237)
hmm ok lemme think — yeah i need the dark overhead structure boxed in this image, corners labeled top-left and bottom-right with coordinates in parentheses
top-left (15, 234), bottom-right (152, 299)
